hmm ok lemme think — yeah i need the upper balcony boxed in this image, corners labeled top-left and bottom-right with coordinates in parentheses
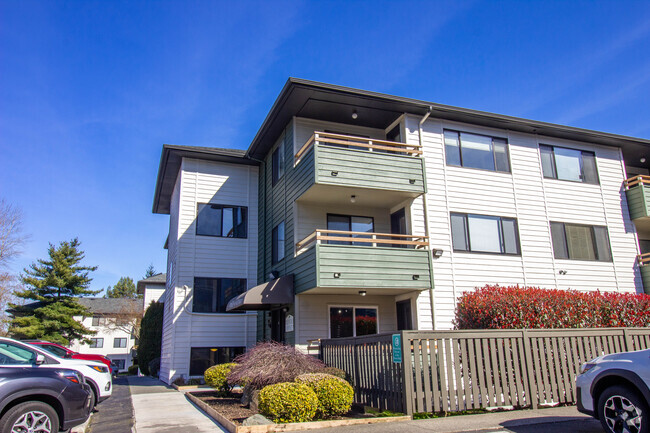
top-left (294, 132), bottom-right (426, 208)
top-left (625, 175), bottom-right (650, 220)
top-left (291, 229), bottom-right (433, 295)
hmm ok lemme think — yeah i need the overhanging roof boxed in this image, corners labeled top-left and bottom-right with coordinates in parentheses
top-left (246, 78), bottom-right (650, 169)
top-left (153, 144), bottom-right (257, 214)
top-left (226, 275), bottom-right (294, 312)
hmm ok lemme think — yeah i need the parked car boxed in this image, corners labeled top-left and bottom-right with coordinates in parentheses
top-left (0, 337), bottom-right (112, 408)
top-left (24, 339), bottom-right (113, 373)
top-left (0, 366), bottom-right (92, 433)
top-left (576, 348), bottom-right (650, 433)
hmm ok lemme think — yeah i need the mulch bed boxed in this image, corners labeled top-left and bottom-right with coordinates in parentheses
top-left (193, 391), bottom-right (256, 425)
top-left (192, 391), bottom-right (381, 426)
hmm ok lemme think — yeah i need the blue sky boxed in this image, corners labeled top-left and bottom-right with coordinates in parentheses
top-left (1, 1), bottom-right (650, 293)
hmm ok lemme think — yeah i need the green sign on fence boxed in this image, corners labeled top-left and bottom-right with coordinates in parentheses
top-left (392, 334), bottom-right (402, 363)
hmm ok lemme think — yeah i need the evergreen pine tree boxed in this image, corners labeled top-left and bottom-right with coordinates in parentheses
top-left (144, 264), bottom-right (156, 279)
top-left (105, 276), bottom-right (138, 298)
top-left (8, 238), bottom-right (98, 344)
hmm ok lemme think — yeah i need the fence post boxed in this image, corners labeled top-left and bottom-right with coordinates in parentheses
top-left (400, 331), bottom-right (414, 416)
top-left (353, 339), bottom-right (361, 403)
top-left (521, 329), bottom-right (538, 409)
top-left (623, 328), bottom-right (633, 352)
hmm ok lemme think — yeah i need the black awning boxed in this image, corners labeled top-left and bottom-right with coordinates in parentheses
top-left (226, 275), bottom-right (294, 312)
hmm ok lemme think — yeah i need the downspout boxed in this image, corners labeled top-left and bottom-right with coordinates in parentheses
top-left (418, 107), bottom-right (436, 330)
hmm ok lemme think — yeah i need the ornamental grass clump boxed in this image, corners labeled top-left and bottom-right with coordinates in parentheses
top-left (204, 363), bottom-right (237, 394)
top-left (227, 342), bottom-right (326, 389)
top-left (258, 382), bottom-right (318, 423)
top-left (454, 285), bottom-right (650, 329)
top-left (295, 373), bottom-right (354, 417)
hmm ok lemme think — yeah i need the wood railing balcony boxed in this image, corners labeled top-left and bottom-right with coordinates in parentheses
top-left (296, 229), bottom-right (429, 251)
top-left (638, 253), bottom-right (650, 266)
top-left (624, 175), bottom-right (650, 189)
top-left (295, 131), bottom-right (422, 163)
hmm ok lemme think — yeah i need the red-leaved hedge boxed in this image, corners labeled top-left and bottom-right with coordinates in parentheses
top-left (454, 285), bottom-right (650, 329)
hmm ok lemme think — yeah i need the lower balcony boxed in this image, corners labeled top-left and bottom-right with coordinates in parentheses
top-left (292, 230), bottom-right (433, 295)
top-left (639, 254), bottom-right (650, 295)
top-left (625, 176), bottom-right (650, 220)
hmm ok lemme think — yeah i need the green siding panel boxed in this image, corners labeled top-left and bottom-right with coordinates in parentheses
top-left (294, 245), bottom-right (433, 293)
top-left (626, 185), bottom-right (650, 220)
top-left (641, 265), bottom-right (650, 295)
top-left (314, 145), bottom-right (425, 194)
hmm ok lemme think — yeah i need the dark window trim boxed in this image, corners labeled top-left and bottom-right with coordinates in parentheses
top-left (539, 144), bottom-right (600, 185)
top-left (550, 221), bottom-right (612, 262)
top-left (326, 213), bottom-right (376, 246)
top-left (113, 338), bottom-right (127, 348)
top-left (272, 144), bottom-right (285, 186)
top-left (192, 277), bottom-right (247, 314)
top-left (444, 129), bottom-right (512, 174)
top-left (451, 212), bottom-right (521, 256)
top-left (195, 203), bottom-right (248, 239)
top-left (272, 221), bottom-right (285, 265)
top-left (90, 338), bottom-right (104, 348)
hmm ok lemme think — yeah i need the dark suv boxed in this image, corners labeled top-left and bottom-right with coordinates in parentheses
top-left (0, 367), bottom-right (92, 433)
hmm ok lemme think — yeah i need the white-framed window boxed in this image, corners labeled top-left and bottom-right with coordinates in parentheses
top-left (89, 338), bottom-right (103, 348)
top-left (91, 316), bottom-right (107, 326)
top-left (540, 145), bottom-right (599, 184)
top-left (113, 338), bottom-right (127, 348)
top-left (450, 212), bottom-right (520, 255)
top-left (328, 305), bottom-right (378, 338)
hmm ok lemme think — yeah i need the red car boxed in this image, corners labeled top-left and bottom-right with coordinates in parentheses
top-left (24, 340), bottom-right (113, 373)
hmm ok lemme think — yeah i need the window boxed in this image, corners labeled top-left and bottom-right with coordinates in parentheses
top-left (192, 277), bottom-right (247, 313)
top-left (196, 204), bottom-right (247, 238)
top-left (113, 338), bottom-right (127, 348)
top-left (550, 222), bottom-right (612, 261)
top-left (272, 222), bottom-right (285, 264)
top-left (89, 338), bottom-right (104, 348)
top-left (329, 307), bottom-right (378, 338)
top-left (0, 342), bottom-right (36, 365)
top-left (189, 347), bottom-right (245, 376)
top-left (451, 213), bottom-right (520, 255)
top-left (111, 359), bottom-right (125, 370)
top-left (444, 130), bottom-right (510, 172)
top-left (91, 316), bottom-right (106, 326)
top-left (540, 145), bottom-right (598, 184)
top-left (326, 214), bottom-right (374, 246)
top-left (272, 144), bottom-right (284, 186)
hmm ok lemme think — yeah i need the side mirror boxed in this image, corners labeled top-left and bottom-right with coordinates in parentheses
top-left (35, 354), bottom-right (45, 365)
top-left (64, 353), bottom-right (72, 359)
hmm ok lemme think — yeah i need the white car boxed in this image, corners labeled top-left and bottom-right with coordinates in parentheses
top-left (576, 348), bottom-right (650, 433)
top-left (0, 337), bottom-right (112, 407)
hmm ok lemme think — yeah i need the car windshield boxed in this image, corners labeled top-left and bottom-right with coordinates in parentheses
top-left (39, 344), bottom-right (69, 358)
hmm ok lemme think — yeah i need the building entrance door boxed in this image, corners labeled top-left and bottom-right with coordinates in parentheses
top-left (396, 299), bottom-right (413, 330)
top-left (270, 309), bottom-right (286, 343)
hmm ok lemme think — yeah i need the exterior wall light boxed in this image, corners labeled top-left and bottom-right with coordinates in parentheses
top-left (412, 275), bottom-right (420, 280)
top-left (359, 290), bottom-right (367, 296)
top-left (432, 249), bottom-right (443, 257)
top-left (333, 272), bottom-right (341, 278)
top-left (268, 270), bottom-right (279, 280)
top-left (351, 111), bottom-right (358, 120)
top-left (559, 270), bottom-right (567, 275)
top-left (350, 195), bottom-right (356, 203)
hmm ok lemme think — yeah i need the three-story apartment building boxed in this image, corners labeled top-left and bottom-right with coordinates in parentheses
top-left (153, 78), bottom-right (649, 383)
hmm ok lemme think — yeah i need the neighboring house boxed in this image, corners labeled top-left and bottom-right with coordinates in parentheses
top-left (70, 298), bottom-right (144, 372)
top-left (137, 273), bottom-right (167, 308)
top-left (152, 78), bottom-right (649, 384)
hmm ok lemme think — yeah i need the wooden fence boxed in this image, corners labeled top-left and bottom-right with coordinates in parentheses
top-left (320, 328), bottom-right (650, 415)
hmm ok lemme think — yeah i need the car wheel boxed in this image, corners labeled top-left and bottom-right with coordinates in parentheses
top-left (597, 385), bottom-right (648, 433)
top-left (0, 401), bottom-right (60, 433)
top-left (88, 388), bottom-right (97, 410)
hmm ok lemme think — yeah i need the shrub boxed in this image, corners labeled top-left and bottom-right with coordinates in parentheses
top-left (227, 342), bottom-right (325, 389)
top-left (204, 363), bottom-right (237, 393)
top-left (454, 285), bottom-right (650, 329)
top-left (258, 382), bottom-right (318, 423)
top-left (148, 357), bottom-right (160, 378)
top-left (295, 373), bottom-right (353, 417)
top-left (138, 301), bottom-right (163, 376)
top-left (172, 376), bottom-right (186, 386)
top-left (321, 367), bottom-right (348, 382)
top-left (127, 364), bottom-right (139, 375)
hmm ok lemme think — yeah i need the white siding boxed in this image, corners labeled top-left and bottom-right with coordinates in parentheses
top-left (143, 284), bottom-right (165, 309)
top-left (160, 158), bottom-right (258, 383)
top-left (70, 316), bottom-right (136, 372)
top-left (404, 114), bottom-right (641, 330)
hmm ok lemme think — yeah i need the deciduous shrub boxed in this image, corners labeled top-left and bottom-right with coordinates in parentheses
top-left (204, 363), bottom-right (236, 394)
top-left (454, 285), bottom-right (650, 329)
top-left (295, 373), bottom-right (354, 417)
top-left (258, 382), bottom-right (318, 423)
top-left (227, 342), bottom-right (325, 389)
top-left (321, 367), bottom-right (348, 382)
